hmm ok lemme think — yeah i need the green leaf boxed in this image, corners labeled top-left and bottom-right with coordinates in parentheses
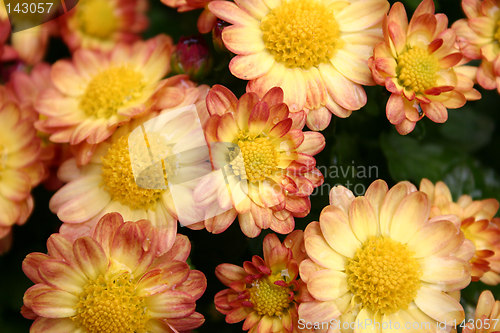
top-left (440, 108), bottom-right (495, 152)
top-left (380, 131), bottom-right (467, 183)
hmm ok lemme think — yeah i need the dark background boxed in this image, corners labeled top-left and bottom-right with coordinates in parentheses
top-left (1, 0), bottom-right (499, 331)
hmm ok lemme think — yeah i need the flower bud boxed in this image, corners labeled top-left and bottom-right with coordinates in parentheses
top-left (171, 35), bottom-right (212, 81)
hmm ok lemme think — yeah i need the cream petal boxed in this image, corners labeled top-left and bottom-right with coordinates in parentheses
top-left (308, 269), bottom-right (349, 301)
top-left (336, 0), bottom-right (389, 32)
top-left (379, 182), bottom-right (417, 236)
top-left (407, 220), bottom-right (462, 258)
top-left (389, 191), bottom-right (429, 244)
top-left (419, 256), bottom-right (469, 286)
top-left (55, 183), bottom-right (109, 223)
top-left (31, 318), bottom-right (81, 333)
top-left (331, 45), bottom-right (374, 85)
top-left (234, 0), bottom-right (269, 19)
top-left (329, 185), bottom-right (355, 214)
top-left (304, 222), bottom-right (346, 270)
top-left (298, 300), bottom-right (341, 323)
top-left (349, 197), bottom-right (378, 243)
top-left (354, 308), bottom-right (379, 333)
top-left (414, 285), bottom-right (464, 324)
top-left (320, 205), bottom-right (361, 258)
top-left (364, 180), bottom-right (389, 220)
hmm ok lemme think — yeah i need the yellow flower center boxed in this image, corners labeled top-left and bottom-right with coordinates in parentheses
top-left (72, 272), bottom-right (148, 333)
top-left (345, 236), bottom-right (421, 315)
top-left (260, 0), bottom-right (341, 69)
top-left (101, 135), bottom-right (167, 210)
top-left (235, 136), bottom-right (278, 183)
top-left (397, 47), bottom-right (440, 93)
top-left (77, 0), bottom-right (118, 39)
top-left (80, 66), bottom-right (145, 119)
top-left (248, 278), bottom-right (291, 317)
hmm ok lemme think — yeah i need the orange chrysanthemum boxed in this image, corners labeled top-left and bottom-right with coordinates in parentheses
top-left (299, 180), bottom-right (472, 330)
top-left (6, 63), bottom-right (71, 190)
top-left (36, 35), bottom-right (173, 163)
top-left (22, 212), bottom-right (206, 333)
top-left (0, 95), bottom-right (43, 246)
top-left (215, 231), bottom-right (309, 333)
top-left (369, 0), bottom-right (481, 135)
top-left (420, 178), bottom-right (500, 285)
top-left (161, 0), bottom-right (218, 34)
top-left (59, 0), bottom-right (149, 52)
top-left (463, 290), bottom-right (500, 333)
top-left (453, 0), bottom-right (500, 93)
top-left (192, 86), bottom-right (324, 237)
top-left (209, 0), bottom-right (389, 131)
top-left (49, 76), bottom-right (209, 252)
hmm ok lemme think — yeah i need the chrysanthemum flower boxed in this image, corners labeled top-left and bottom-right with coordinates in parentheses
top-left (463, 290), bottom-right (500, 333)
top-left (369, 0), bottom-right (480, 135)
top-left (453, 0), bottom-right (500, 93)
top-left (49, 77), bottom-right (209, 252)
top-left (208, 0), bottom-right (389, 131)
top-left (22, 212), bottom-right (206, 333)
top-left (193, 86), bottom-right (324, 237)
top-left (299, 180), bottom-right (472, 330)
top-left (60, 0), bottom-right (149, 52)
top-left (161, 0), bottom-right (218, 34)
top-left (215, 231), bottom-right (308, 332)
top-left (0, 97), bottom-right (44, 247)
top-left (36, 35), bottom-right (173, 159)
top-left (6, 63), bottom-right (70, 190)
top-left (420, 179), bottom-right (500, 285)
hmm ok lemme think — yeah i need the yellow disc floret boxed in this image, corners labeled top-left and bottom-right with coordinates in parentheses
top-left (72, 272), bottom-right (148, 333)
top-left (235, 135), bottom-right (279, 183)
top-left (248, 278), bottom-right (291, 317)
top-left (345, 236), bottom-right (422, 315)
top-left (101, 135), bottom-right (166, 210)
top-left (80, 66), bottom-right (145, 119)
top-left (397, 47), bottom-right (440, 93)
top-left (260, 0), bottom-right (341, 69)
top-left (77, 0), bottom-right (118, 39)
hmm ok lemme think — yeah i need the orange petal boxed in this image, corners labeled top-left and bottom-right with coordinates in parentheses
top-left (31, 289), bottom-right (78, 318)
top-left (222, 25), bottom-right (265, 55)
top-left (319, 64), bottom-right (367, 111)
top-left (229, 52), bottom-right (274, 80)
top-left (208, 1), bottom-right (259, 26)
top-left (206, 85), bottom-right (238, 116)
top-left (73, 237), bottom-right (108, 280)
top-left (421, 102), bottom-right (448, 123)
